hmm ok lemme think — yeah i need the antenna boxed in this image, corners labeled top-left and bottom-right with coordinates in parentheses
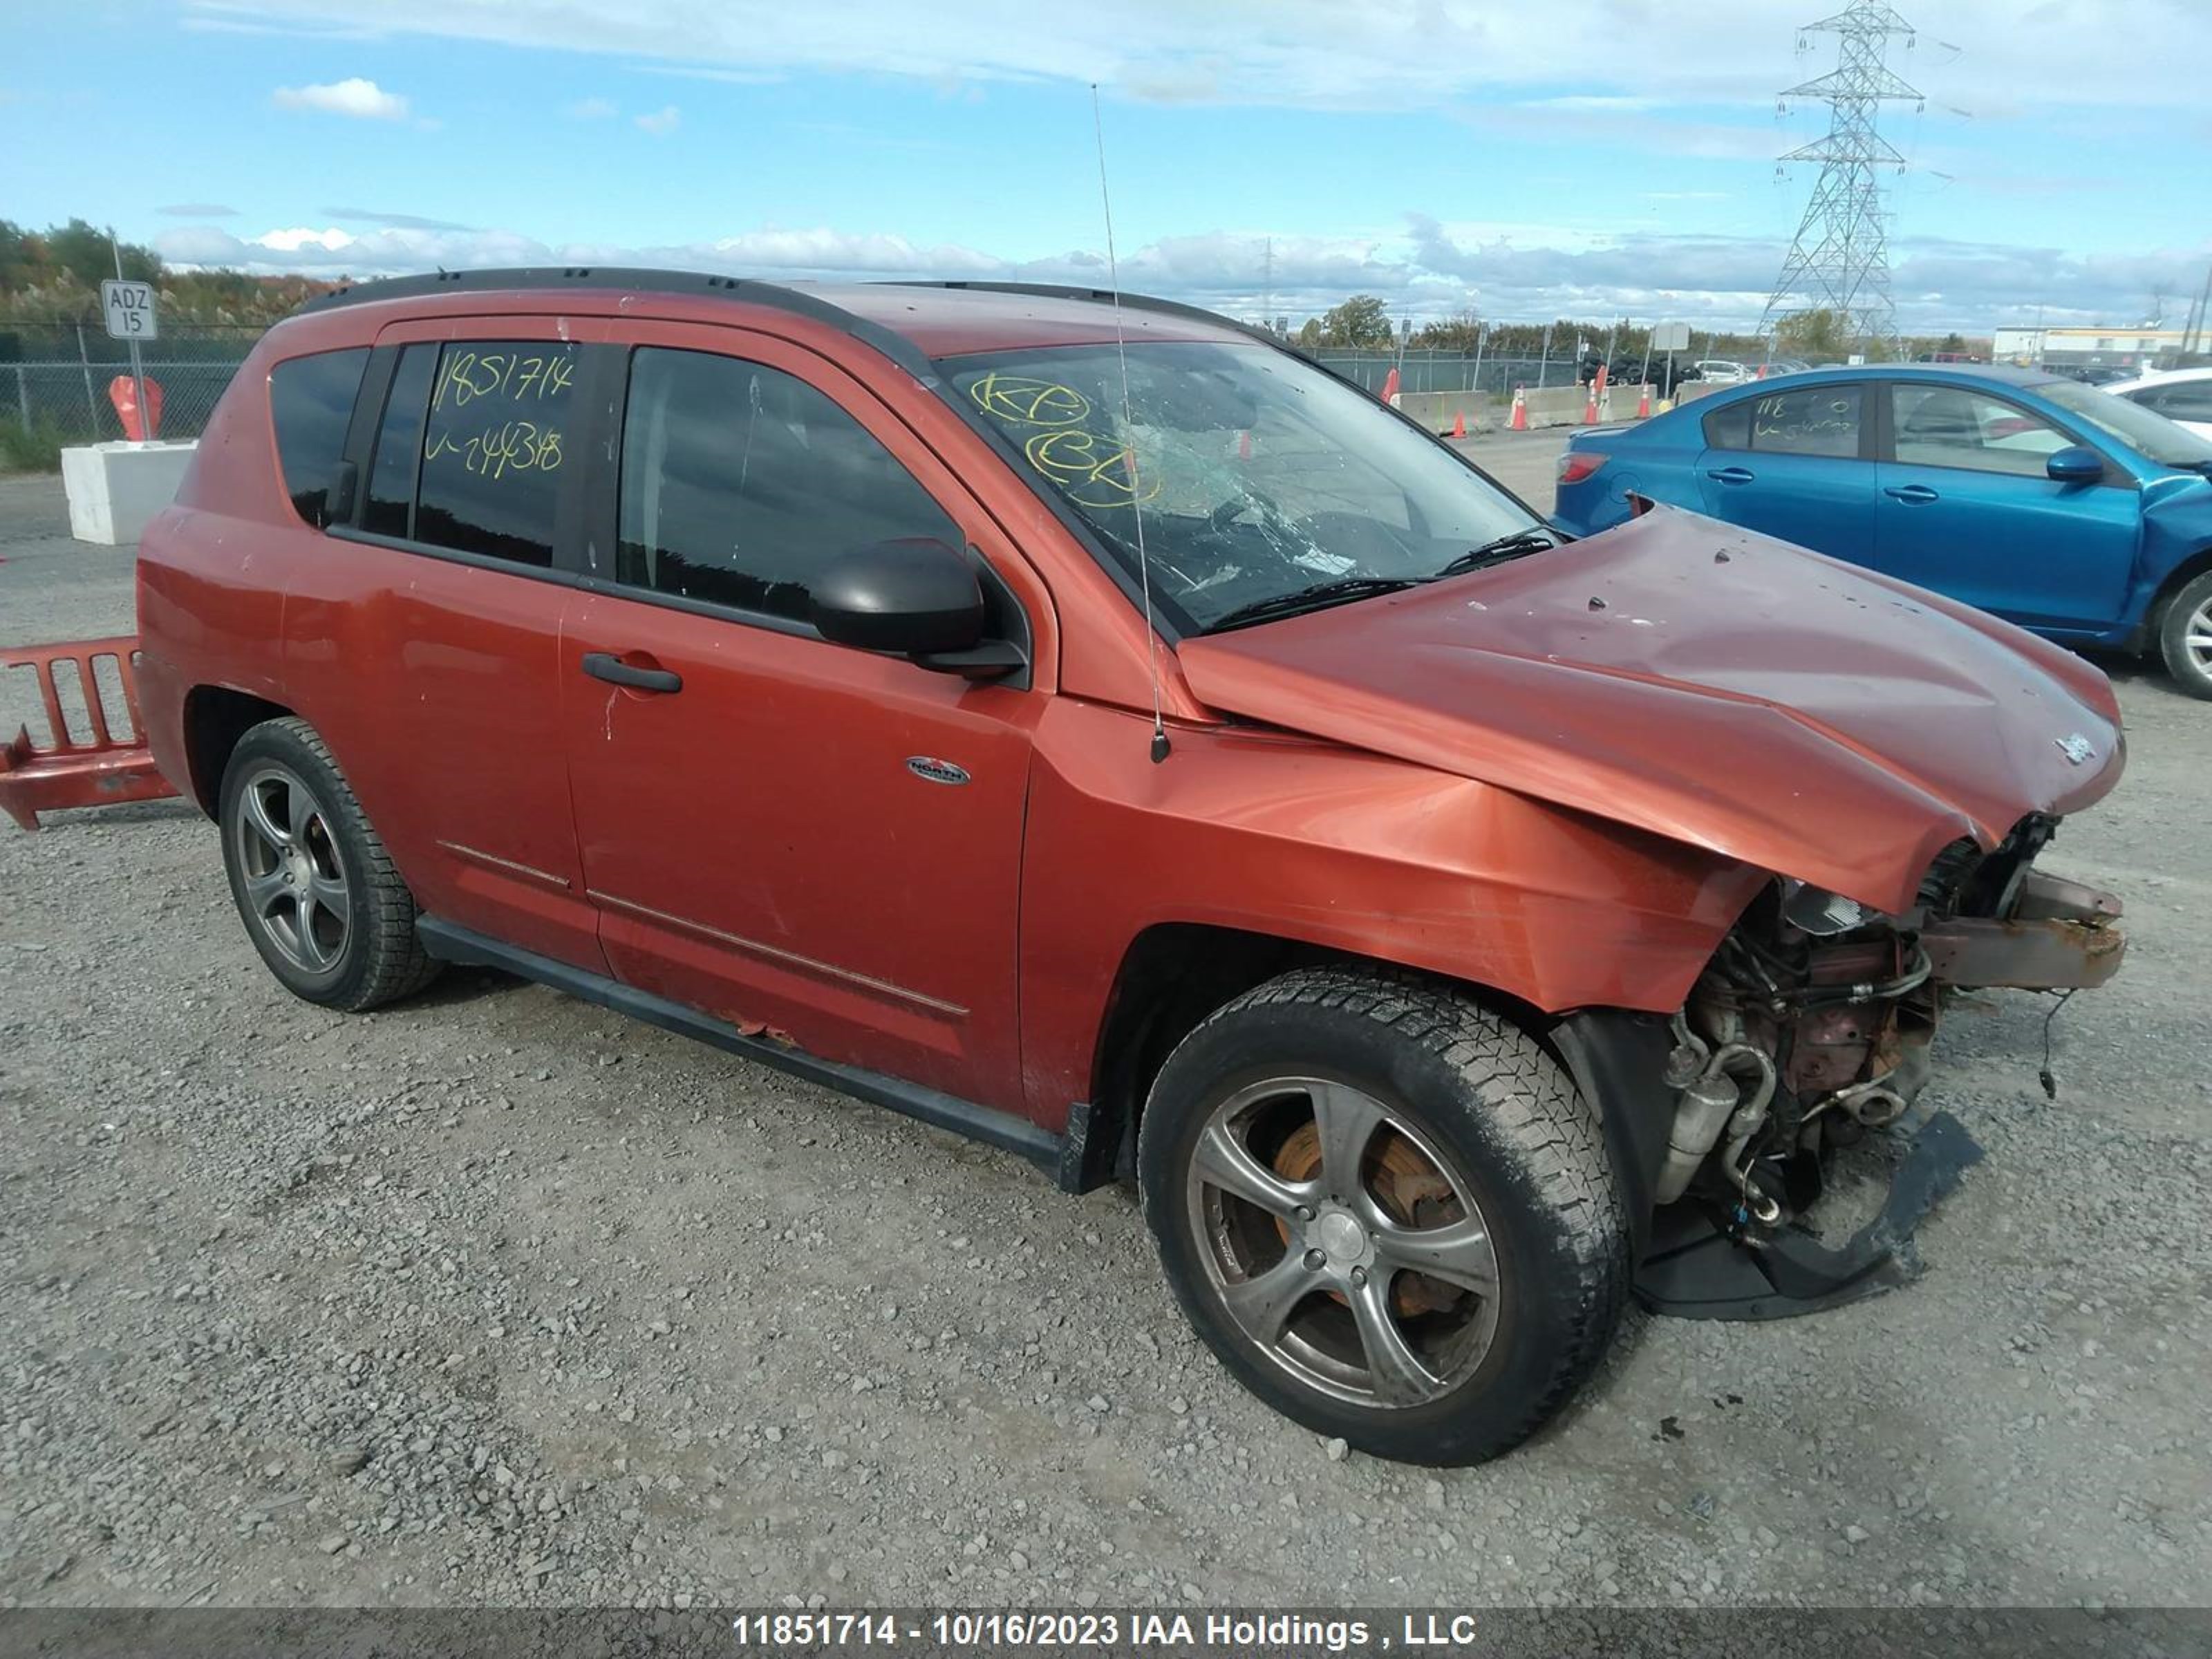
top-left (1091, 82), bottom-right (1171, 765)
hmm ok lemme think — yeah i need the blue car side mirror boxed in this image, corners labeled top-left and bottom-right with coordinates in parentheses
top-left (2046, 445), bottom-right (2106, 485)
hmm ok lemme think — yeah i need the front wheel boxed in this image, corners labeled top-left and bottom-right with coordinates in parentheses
top-left (2157, 569), bottom-right (2212, 701)
top-left (1138, 968), bottom-right (1629, 1465)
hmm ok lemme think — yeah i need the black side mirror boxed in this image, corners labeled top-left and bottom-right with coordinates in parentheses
top-left (811, 538), bottom-right (1024, 679)
top-left (2046, 444), bottom-right (2106, 485)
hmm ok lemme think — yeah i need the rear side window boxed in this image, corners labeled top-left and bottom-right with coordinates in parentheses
top-left (1702, 386), bottom-right (1862, 458)
top-left (616, 347), bottom-right (959, 623)
top-left (411, 341), bottom-right (579, 567)
top-left (1748, 386), bottom-right (1862, 457)
top-left (270, 347), bottom-right (368, 527)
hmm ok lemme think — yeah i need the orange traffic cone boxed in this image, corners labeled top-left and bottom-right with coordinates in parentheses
top-left (1508, 386), bottom-right (1528, 431)
top-left (1452, 411), bottom-right (1466, 438)
top-left (1636, 382), bottom-right (1652, 419)
top-left (1582, 363), bottom-right (1607, 425)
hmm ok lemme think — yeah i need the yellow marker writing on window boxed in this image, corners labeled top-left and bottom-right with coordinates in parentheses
top-left (970, 373), bottom-right (1091, 427)
top-left (1024, 429), bottom-right (1159, 509)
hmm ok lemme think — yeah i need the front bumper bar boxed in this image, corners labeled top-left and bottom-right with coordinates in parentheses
top-left (1920, 869), bottom-right (2125, 991)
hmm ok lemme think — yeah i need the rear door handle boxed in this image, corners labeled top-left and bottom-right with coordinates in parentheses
top-left (581, 651), bottom-right (682, 694)
top-left (1705, 466), bottom-right (1755, 485)
top-left (1884, 484), bottom-right (1940, 505)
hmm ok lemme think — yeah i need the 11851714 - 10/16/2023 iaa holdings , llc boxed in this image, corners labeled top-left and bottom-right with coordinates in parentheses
top-left (727, 1611), bottom-right (1484, 1651)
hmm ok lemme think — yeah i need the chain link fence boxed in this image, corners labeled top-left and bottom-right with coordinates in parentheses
top-left (1309, 348), bottom-right (1669, 398)
top-left (1, 322), bottom-right (260, 447)
top-left (0, 327), bottom-right (1662, 457)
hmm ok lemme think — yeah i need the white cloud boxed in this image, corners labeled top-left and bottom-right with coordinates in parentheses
top-left (271, 76), bottom-right (411, 120)
top-left (149, 214), bottom-right (2209, 337)
top-left (566, 96), bottom-right (617, 118)
top-left (633, 104), bottom-right (680, 135)
top-left (194, 1), bottom-right (2211, 112)
top-left (254, 226), bottom-right (357, 252)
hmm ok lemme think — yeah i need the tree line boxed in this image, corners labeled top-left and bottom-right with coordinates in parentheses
top-left (1286, 293), bottom-right (1980, 364)
top-left (0, 218), bottom-right (332, 332)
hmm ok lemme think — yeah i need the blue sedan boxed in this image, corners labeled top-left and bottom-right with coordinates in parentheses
top-left (1552, 365), bottom-right (2212, 699)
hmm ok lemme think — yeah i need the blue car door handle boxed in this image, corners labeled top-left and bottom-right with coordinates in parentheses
top-left (1705, 466), bottom-right (1755, 485)
top-left (1884, 484), bottom-right (1940, 505)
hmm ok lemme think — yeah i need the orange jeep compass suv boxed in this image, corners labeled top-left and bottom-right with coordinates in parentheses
top-left (135, 270), bottom-right (2125, 1463)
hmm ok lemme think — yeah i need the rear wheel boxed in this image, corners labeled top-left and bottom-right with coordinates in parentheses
top-left (218, 718), bottom-right (440, 1011)
top-left (2158, 569), bottom-right (2212, 701)
top-left (1138, 967), bottom-right (1628, 1465)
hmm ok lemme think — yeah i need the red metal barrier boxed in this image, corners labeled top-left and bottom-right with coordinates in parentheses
top-left (0, 637), bottom-right (180, 830)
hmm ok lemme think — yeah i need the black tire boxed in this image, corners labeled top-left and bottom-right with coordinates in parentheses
top-left (218, 718), bottom-right (441, 1011)
top-left (1138, 966), bottom-right (1628, 1465)
top-left (2157, 568), bottom-right (2212, 701)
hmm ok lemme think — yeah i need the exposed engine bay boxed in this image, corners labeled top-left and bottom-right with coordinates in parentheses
top-left (1637, 816), bottom-right (2126, 1319)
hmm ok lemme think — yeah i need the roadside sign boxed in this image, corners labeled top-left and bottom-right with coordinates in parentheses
top-left (1650, 321), bottom-right (1691, 353)
top-left (101, 280), bottom-right (158, 341)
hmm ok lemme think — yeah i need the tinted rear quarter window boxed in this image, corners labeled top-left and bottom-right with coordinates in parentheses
top-left (1701, 400), bottom-right (1751, 450)
top-left (362, 343), bottom-right (435, 539)
top-left (269, 347), bottom-right (368, 527)
top-left (413, 341), bottom-right (578, 567)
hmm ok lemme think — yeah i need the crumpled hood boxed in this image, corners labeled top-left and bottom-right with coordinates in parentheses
top-left (1177, 505), bottom-right (2125, 915)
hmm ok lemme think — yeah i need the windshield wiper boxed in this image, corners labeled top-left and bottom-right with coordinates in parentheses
top-left (1431, 527), bottom-right (1564, 579)
top-left (1204, 576), bottom-right (1425, 634)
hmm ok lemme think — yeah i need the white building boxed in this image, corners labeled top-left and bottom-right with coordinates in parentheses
top-left (1992, 326), bottom-right (2198, 371)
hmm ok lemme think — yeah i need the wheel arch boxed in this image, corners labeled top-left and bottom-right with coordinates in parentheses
top-left (181, 685), bottom-right (294, 815)
top-left (1066, 923), bottom-right (1671, 1252)
top-left (2135, 544), bottom-right (2212, 651)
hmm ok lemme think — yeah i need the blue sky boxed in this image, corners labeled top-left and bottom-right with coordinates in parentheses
top-left (4, 0), bottom-right (2208, 332)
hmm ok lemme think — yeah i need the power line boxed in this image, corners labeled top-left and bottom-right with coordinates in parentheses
top-left (1762, 1), bottom-right (1924, 353)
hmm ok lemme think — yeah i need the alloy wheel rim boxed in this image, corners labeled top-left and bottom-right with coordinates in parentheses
top-left (233, 763), bottom-right (350, 975)
top-left (2187, 598), bottom-right (2212, 676)
top-left (1184, 1076), bottom-right (1502, 1409)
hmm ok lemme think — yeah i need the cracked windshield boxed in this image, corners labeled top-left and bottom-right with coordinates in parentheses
top-left (946, 342), bottom-right (1547, 632)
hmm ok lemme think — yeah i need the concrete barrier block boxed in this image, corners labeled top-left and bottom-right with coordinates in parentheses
top-left (60, 441), bottom-right (197, 545)
top-left (1519, 386), bottom-right (1591, 429)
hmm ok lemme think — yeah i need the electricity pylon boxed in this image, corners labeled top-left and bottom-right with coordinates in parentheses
top-left (1762, 1), bottom-right (1922, 353)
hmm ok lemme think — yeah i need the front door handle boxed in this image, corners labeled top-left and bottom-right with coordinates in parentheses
top-left (581, 651), bottom-right (682, 694)
top-left (1884, 484), bottom-right (1940, 505)
top-left (1705, 465), bottom-right (1755, 485)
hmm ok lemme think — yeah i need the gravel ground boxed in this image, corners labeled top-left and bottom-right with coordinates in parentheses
top-left (2, 455), bottom-right (2208, 1611)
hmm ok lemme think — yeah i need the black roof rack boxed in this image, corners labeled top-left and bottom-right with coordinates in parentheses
top-left (297, 266), bottom-right (939, 378)
top-left (877, 281), bottom-right (1274, 347)
top-left (301, 265), bottom-right (804, 313)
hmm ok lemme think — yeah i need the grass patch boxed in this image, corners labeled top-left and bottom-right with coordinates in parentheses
top-left (0, 420), bottom-right (68, 474)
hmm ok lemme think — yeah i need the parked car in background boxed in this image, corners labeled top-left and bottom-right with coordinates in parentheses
top-left (132, 271), bottom-right (2128, 1465)
top-left (1693, 358), bottom-right (1750, 384)
top-left (1763, 358), bottom-right (1812, 377)
top-left (1553, 364), bottom-right (2212, 698)
top-left (2052, 364), bottom-right (2135, 387)
top-left (2108, 367), bottom-right (2212, 442)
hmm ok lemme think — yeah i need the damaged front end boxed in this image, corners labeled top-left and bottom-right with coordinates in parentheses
top-left (1635, 816), bottom-right (2124, 1320)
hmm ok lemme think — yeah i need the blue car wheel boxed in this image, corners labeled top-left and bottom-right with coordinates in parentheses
top-left (2159, 569), bottom-right (2212, 702)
